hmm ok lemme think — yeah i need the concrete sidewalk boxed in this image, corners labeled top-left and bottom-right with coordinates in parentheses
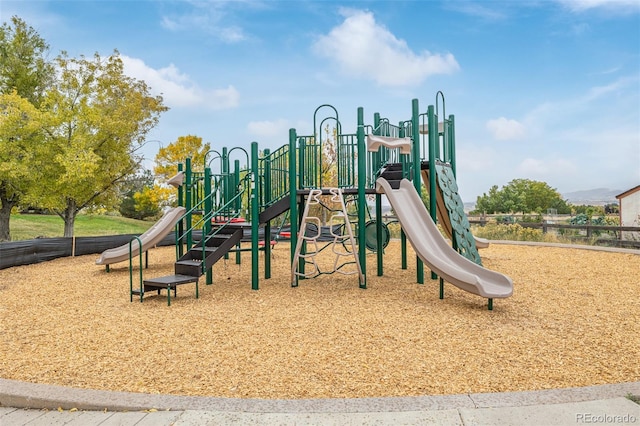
top-left (1, 380), bottom-right (639, 426)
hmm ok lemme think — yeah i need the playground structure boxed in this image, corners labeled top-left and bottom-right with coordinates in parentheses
top-left (110, 92), bottom-right (513, 309)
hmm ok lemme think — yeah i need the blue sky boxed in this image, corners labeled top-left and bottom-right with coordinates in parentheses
top-left (2, 0), bottom-right (639, 201)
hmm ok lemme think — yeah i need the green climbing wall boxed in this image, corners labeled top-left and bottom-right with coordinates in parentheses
top-left (435, 164), bottom-right (482, 265)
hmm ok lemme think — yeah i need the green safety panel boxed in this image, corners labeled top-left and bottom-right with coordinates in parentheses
top-left (364, 220), bottom-right (390, 252)
top-left (435, 164), bottom-right (482, 266)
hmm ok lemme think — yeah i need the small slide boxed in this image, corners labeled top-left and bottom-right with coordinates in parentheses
top-left (376, 178), bottom-right (512, 299)
top-left (95, 206), bottom-right (186, 266)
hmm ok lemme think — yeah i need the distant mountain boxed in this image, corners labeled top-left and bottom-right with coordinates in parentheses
top-left (562, 188), bottom-right (622, 205)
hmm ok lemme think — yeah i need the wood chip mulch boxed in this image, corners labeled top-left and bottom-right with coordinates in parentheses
top-left (1, 241), bottom-right (638, 399)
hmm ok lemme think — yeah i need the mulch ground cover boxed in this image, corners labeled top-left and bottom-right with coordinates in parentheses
top-left (1, 241), bottom-right (638, 399)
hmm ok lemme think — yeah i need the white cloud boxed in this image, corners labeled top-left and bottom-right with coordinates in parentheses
top-left (247, 119), bottom-right (290, 138)
top-left (517, 157), bottom-right (578, 177)
top-left (159, 4), bottom-right (248, 43)
top-left (313, 9), bottom-right (459, 87)
top-left (445, 2), bottom-right (507, 20)
top-left (556, 0), bottom-right (640, 13)
top-left (582, 75), bottom-right (636, 102)
top-left (486, 117), bottom-right (526, 141)
top-left (121, 55), bottom-right (238, 109)
top-left (210, 86), bottom-right (240, 110)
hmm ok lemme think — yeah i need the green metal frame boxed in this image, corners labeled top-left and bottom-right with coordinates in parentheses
top-left (166, 94), bottom-right (488, 305)
top-left (129, 236), bottom-right (143, 302)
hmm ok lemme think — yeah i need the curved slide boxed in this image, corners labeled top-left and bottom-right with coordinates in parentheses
top-left (376, 178), bottom-right (512, 299)
top-left (95, 206), bottom-right (186, 266)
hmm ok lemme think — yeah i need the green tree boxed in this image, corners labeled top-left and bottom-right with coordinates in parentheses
top-left (154, 135), bottom-right (211, 180)
top-left (0, 16), bottom-right (54, 241)
top-left (133, 185), bottom-right (173, 218)
top-left (0, 91), bottom-right (44, 240)
top-left (475, 185), bottom-right (503, 214)
top-left (119, 169), bottom-right (174, 220)
top-left (474, 179), bottom-right (569, 215)
top-left (30, 50), bottom-right (167, 237)
top-left (119, 169), bottom-right (157, 219)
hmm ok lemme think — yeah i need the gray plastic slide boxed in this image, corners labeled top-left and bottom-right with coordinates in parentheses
top-left (95, 206), bottom-right (186, 266)
top-left (376, 178), bottom-right (512, 299)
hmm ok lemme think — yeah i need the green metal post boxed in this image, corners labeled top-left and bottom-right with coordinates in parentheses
top-left (427, 107), bottom-right (438, 222)
top-left (411, 99), bottom-right (424, 284)
top-left (251, 142), bottom-right (260, 290)
top-left (204, 167), bottom-right (213, 285)
top-left (428, 105), bottom-right (439, 281)
top-left (177, 163), bottom-right (184, 258)
top-left (222, 147), bottom-right (229, 218)
top-left (449, 114), bottom-right (457, 177)
top-left (398, 122), bottom-right (408, 270)
top-left (185, 158), bottom-right (193, 250)
top-left (357, 107), bottom-right (367, 289)
top-left (129, 236), bottom-right (143, 302)
top-left (373, 112), bottom-right (384, 277)
top-left (234, 159), bottom-right (241, 212)
top-left (289, 129), bottom-right (299, 287)
top-left (263, 149), bottom-right (272, 279)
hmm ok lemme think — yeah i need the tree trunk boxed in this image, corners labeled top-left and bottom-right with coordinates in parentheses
top-left (62, 199), bottom-right (78, 238)
top-left (0, 185), bottom-right (18, 242)
top-left (0, 198), bottom-right (14, 242)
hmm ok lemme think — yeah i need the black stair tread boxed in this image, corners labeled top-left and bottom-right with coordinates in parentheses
top-left (176, 259), bottom-right (202, 266)
top-left (380, 170), bottom-right (404, 180)
top-left (384, 162), bottom-right (403, 170)
top-left (143, 274), bottom-right (199, 285)
top-left (189, 246), bottom-right (217, 253)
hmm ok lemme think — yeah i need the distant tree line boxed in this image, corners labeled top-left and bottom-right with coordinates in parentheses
top-left (472, 179), bottom-right (620, 217)
top-left (472, 179), bottom-right (571, 215)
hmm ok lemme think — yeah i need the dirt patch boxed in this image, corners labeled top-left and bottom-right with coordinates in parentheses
top-left (0, 242), bottom-right (638, 399)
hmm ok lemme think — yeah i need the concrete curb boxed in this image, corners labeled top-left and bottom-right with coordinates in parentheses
top-left (1, 378), bottom-right (638, 413)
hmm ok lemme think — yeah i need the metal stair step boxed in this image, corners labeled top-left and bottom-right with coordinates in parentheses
top-left (143, 274), bottom-right (199, 286)
top-left (175, 259), bottom-right (202, 266)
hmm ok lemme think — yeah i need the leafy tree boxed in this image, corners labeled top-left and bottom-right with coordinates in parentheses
top-left (604, 203), bottom-right (619, 215)
top-left (119, 169), bottom-right (165, 220)
top-left (572, 204), bottom-right (605, 218)
top-left (0, 16), bottom-right (54, 241)
top-left (0, 91), bottom-right (44, 240)
top-left (29, 50), bottom-right (167, 237)
top-left (133, 185), bottom-right (174, 218)
top-left (0, 17), bottom-right (53, 105)
top-left (154, 135), bottom-right (211, 180)
top-left (475, 185), bottom-right (503, 214)
top-left (474, 179), bottom-right (569, 214)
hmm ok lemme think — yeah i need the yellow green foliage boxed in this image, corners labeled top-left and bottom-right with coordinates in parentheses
top-left (133, 185), bottom-right (174, 214)
top-left (154, 135), bottom-right (211, 180)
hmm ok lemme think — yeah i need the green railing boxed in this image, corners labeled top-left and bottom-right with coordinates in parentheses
top-left (128, 236), bottom-right (143, 302)
top-left (260, 144), bottom-right (290, 209)
top-left (176, 174), bottom-right (250, 275)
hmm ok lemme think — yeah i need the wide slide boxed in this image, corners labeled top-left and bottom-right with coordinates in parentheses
top-left (96, 206), bottom-right (186, 266)
top-left (376, 178), bottom-right (512, 299)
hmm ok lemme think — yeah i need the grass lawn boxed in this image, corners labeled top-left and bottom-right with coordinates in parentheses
top-left (9, 214), bottom-right (153, 241)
